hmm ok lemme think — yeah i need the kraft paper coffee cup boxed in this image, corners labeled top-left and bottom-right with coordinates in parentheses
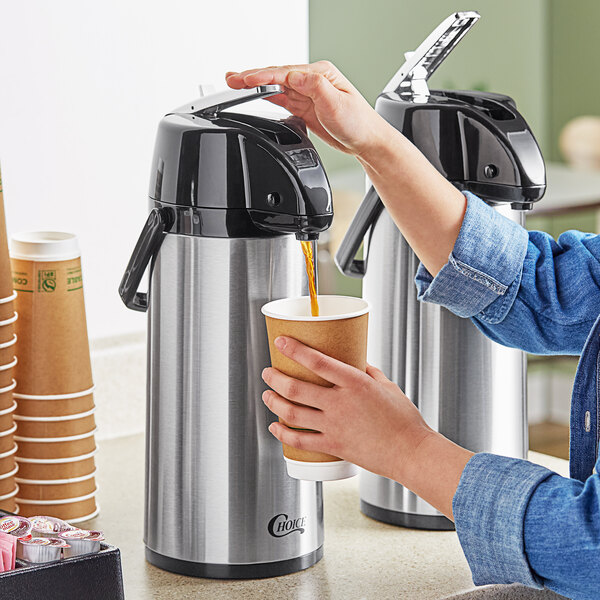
top-left (10, 232), bottom-right (93, 395)
top-left (0, 334), bottom-right (16, 365)
top-left (0, 380), bottom-right (16, 411)
top-left (15, 428), bottom-right (97, 460)
top-left (0, 498), bottom-right (16, 513)
top-left (13, 388), bottom-right (95, 417)
top-left (0, 357), bottom-right (16, 388)
top-left (0, 445), bottom-right (17, 475)
top-left (0, 465), bottom-right (18, 495)
top-left (17, 491), bottom-right (97, 521)
top-left (262, 295), bottom-right (369, 481)
top-left (15, 408), bottom-right (96, 438)
top-left (0, 424), bottom-right (16, 454)
top-left (0, 167), bottom-right (13, 300)
top-left (0, 293), bottom-right (16, 322)
top-left (0, 312), bottom-right (17, 344)
top-left (0, 485), bottom-right (18, 513)
top-left (64, 506), bottom-right (100, 525)
top-left (15, 451), bottom-right (97, 480)
top-left (0, 401), bottom-right (16, 431)
top-left (15, 471), bottom-right (96, 501)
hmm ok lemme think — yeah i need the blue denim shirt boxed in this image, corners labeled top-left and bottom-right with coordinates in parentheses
top-left (415, 192), bottom-right (600, 600)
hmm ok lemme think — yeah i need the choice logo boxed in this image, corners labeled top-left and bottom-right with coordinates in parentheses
top-left (267, 513), bottom-right (307, 538)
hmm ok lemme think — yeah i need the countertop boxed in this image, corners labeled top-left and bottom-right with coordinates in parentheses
top-left (82, 434), bottom-right (568, 600)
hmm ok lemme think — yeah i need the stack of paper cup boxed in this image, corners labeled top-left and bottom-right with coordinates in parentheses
top-left (10, 232), bottom-right (98, 522)
top-left (0, 165), bottom-right (18, 512)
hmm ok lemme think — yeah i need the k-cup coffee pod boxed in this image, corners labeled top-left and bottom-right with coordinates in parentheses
top-left (28, 515), bottom-right (76, 537)
top-left (59, 528), bottom-right (104, 557)
top-left (14, 407), bottom-right (96, 438)
top-left (12, 388), bottom-right (95, 418)
top-left (15, 450), bottom-right (97, 480)
top-left (0, 515), bottom-right (32, 538)
top-left (16, 536), bottom-right (64, 563)
top-left (262, 295), bottom-right (369, 481)
top-left (14, 428), bottom-right (97, 459)
top-left (0, 357), bottom-right (17, 388)
top-left (0, 333), bottom-right (16, 364)
top-left (0, 380), bottom-right (16, 411)
top-left (10, 232), bottom-right (93, 395)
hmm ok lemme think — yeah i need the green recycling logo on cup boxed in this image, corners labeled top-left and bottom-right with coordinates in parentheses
top-left (38, 270), bottom-right (57, 293)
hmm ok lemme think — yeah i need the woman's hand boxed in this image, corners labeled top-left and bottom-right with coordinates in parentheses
top-left (262, 335), bottom-right (474, 520)
top-left (227, 61), bottom-right (467, 277)
top-left (226, 61), bottom-right (390, 160)
top-left (262, 334), bottom-right (429, 482)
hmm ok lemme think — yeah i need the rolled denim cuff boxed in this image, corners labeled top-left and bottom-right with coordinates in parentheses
top-left (415, 192), bottom-right (528, 321)
top-left (453, 453), bottom-right (553, 587)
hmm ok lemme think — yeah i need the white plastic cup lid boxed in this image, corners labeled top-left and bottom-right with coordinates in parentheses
top-left (10, 232), bottom-right (81, 261)
top-left (262, 295), bottom-right (370, 322)
top-left (284, 457), bottom-right (358, 481)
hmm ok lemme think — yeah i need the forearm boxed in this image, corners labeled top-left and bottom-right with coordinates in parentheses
top-left (391, 428), bottom-right (473, 520)
top-left (357, 124), bottom-right (467, 276)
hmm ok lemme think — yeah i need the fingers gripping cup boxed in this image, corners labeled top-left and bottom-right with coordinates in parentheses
top-left (262, 295), bottom-right (369, 481)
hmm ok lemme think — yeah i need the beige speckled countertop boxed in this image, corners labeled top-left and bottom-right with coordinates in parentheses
top-left (82, 435), bottom-right (568, 600)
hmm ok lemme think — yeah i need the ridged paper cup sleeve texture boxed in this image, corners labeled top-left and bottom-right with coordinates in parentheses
top-left (17, 495), bottom-right (98, 522)
top-left (15, 452), bottom-right (96, 480)
top-left (10, 235), bottom-right (93, 395)
top-left (262, 295), bottom-right (369, 477)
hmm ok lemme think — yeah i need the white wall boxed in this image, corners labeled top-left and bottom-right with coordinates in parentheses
top-left (0, 0), bottom-right (308, 340)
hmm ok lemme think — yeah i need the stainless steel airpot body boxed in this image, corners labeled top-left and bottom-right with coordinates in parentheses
top-left (120, 86), bottom-right (333, 577)
top-left (336, 12), bottom-right (546, 530)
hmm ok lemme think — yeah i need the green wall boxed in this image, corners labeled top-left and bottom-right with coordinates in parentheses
top-left (310, 0), bottom-right (600, 171)
top-left (548, 0), bottom-right (600, 160)
top-left (309, 0), bottom-right (549, 173)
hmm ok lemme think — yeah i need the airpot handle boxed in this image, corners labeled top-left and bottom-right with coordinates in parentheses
top-left (334, 186), bottom-right (384, 279)
top-left (119, 207), bottom-right (172, 312)
top-left (172, 85), bottom-right (283, 117)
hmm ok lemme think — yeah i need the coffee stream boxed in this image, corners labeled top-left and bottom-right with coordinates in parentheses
top-left (300, 241), bottom-right (319, 317)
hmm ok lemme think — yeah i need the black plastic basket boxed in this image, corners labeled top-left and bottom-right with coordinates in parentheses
top-left (0, 512), bottom-right (125, 600)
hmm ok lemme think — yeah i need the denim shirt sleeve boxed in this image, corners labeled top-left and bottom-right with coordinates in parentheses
top-left (416, 192), bottom-right (600, 355)
top-left (454, 453), bottom-right (600, 600)
top-left (452, 454), bottom-right (553, 588)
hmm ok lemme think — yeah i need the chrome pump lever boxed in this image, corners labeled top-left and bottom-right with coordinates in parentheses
top-left (383, 11), bottom-right (480, 97)
top-left (171, 85), bottom-right (283, 116)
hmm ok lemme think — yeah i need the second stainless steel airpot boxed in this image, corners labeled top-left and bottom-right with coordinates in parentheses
top-left (336, 11), bottom-right (546, 530)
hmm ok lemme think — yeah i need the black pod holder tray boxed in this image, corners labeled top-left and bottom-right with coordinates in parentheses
top-left (0, 511), bottom-right (125, 600)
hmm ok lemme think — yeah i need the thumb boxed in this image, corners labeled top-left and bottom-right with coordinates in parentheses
top-left (287, 70), bottom-right (341, 115)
